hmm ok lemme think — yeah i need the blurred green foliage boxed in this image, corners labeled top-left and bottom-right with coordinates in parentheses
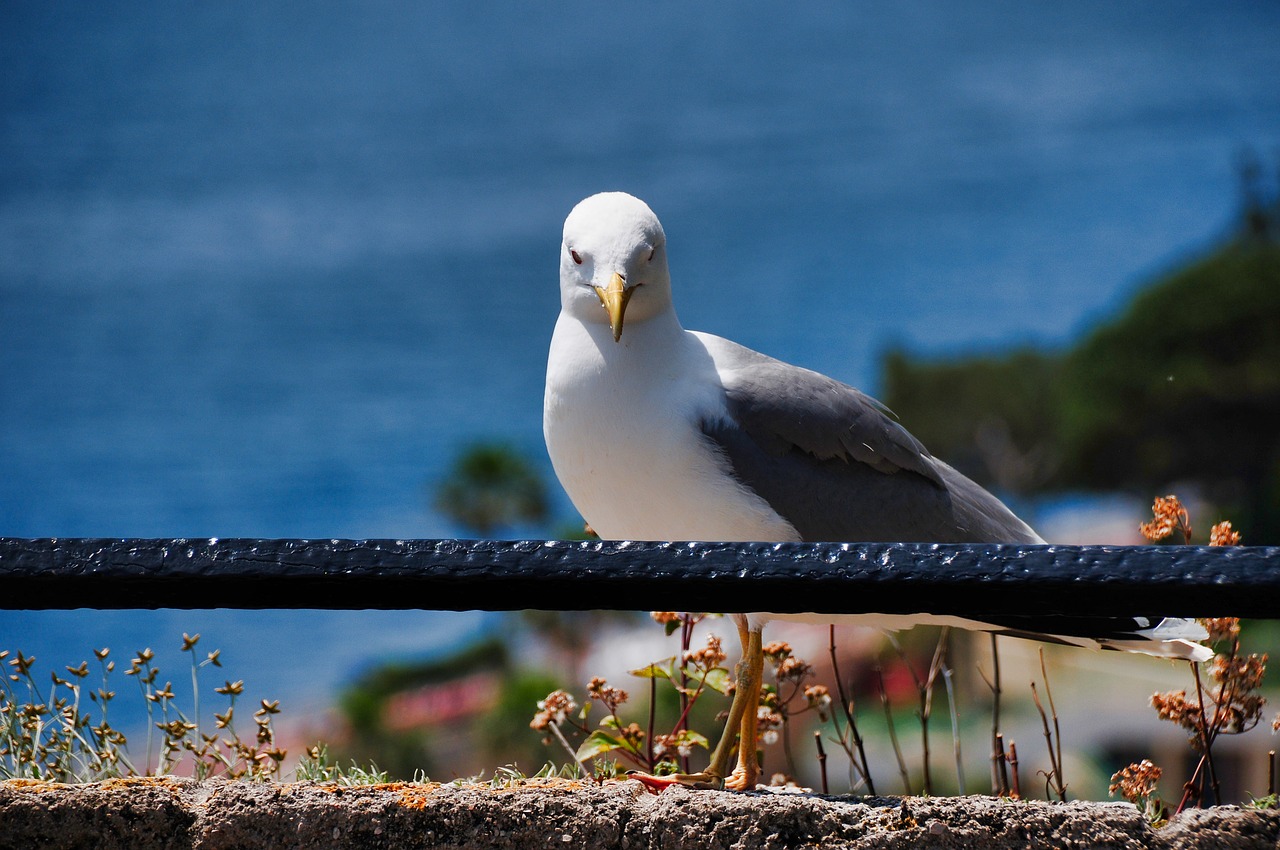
top-left (884, 208), bottom-right (1280, 542)
top-left (434, 442), bottom-right (550, 537)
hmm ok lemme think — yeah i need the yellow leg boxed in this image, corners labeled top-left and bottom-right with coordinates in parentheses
top-left (724, 625), bottom-right (762, 791)
top-left (627, 615), bottom-right (761, 793)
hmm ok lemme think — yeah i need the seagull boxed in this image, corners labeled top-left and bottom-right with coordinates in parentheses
top-left (543, 191), bottom-right (1211, 792)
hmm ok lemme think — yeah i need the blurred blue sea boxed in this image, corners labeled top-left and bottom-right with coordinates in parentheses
top-left (3, 2), bottom-right (1279, 732)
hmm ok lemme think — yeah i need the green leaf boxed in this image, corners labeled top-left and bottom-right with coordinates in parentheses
top-left (681, 730), bottom-right (710, 749)
top-left (576, 730), bottom-right (625, 761)
top-left (628, 658), bottom-right (677, 681)
top-left (664, 619), bottom-right (681, 636)
top-left (700, 668), bottom-right (732, 695)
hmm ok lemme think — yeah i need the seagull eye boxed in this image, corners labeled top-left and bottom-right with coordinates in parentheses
top-left (570, 249), bottom-right (583, 265)
top-left (647, 248), bottom-right (656, 263)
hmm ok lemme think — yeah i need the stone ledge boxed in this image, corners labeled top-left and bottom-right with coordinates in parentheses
top-left (2, 777), bottom-right (1278, 849)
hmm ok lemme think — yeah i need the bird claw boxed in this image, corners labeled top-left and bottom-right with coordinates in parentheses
top-left (723, 768), bottom-right (758, 792)
top-left (627, 771), bottom-right (724, 792)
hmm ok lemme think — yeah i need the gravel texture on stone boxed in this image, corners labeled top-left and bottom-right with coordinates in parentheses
top-left (2, 777), bottom-right (1278, 849)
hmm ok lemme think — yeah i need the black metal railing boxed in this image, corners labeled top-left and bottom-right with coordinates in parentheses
top-left (1, 538), bottom-right (1278, 618)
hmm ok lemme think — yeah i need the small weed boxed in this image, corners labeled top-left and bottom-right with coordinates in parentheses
top-left (1, 636), bottom-right (284, 782)
top-left (1246, 793), bottom-right (1278, 810)
top-left (294, 742), bottom-right (391, 786)
top-left (531, 612), bottom-right (732, 778)
top-left (1110, 759), bottom-right (1167, 826)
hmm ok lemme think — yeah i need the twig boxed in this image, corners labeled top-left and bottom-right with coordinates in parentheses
top-left (647, 674), bottom-right (656, 773)
top-left (828, 625), bottom-right (875, 794)
top-left (815, 731), bottom-right (829, 795)
top-left (885, 628), bottom-right (949, 795)
top-left (1269, 750), bottom-right (1275, 797)
top-left (547, 721), bottom-right (593, 782)
top-left (1030, 681), bottom-right (1065, 801)
top-left (1008, 740), bottom-right (1021, 799)
top-left (978, 634), bottom-right (1006, 795)
top-left (1039, 648), bottom-right (1066, 800)
top-left (996, 732), bottom-right (1011, 798)
top-left (678, 615), bottom-right (693, 774)
top-left (941, 663), bottom-right (965, 795)
top-left (875, 665), bottom-right (911, 793)
top-left (1191, 661), bottom-right (1221, 806)
top-left (1176, 755), bottom-right (1207, 815)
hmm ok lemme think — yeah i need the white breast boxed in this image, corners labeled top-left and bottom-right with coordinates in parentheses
top-left (544, 315), bottom-right (798, 543)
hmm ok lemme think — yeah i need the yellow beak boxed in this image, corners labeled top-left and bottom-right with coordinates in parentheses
top-left (594, 272), bottom-right (633, 343)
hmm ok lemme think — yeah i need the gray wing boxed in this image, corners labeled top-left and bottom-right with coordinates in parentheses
top-left (701, 349), bottom-right (1043, 544)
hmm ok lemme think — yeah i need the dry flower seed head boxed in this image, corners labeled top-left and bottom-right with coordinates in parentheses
top-left (1110, 759), bottom-right (1162, 804)
top-left (683, 634), bottom-right (727, 669)
top-left (586, 677), bottom-right (628, 709)
top-left (531, 689), bottom-right (578, 730)
top-left (1209, 521), bottom-right (1242, 546)
top-left (12, 651), bottom-right (35, 675)
top-left (776, 655), bottom-right (814, 682)
top-left (757, 704), bottom-right (784, 738)
top-left (805, 684), bottom-right (833, 718)
top-left (649, 611), bottom-right (680, 625)
top-left (1200, 617), bottom-right (1242, 644)
top-left (181, 633), bottom-right (200, 651)
top-left (93, 648), bottom-right (109, 660)
top-left (259, 699), bottom-right (281, 715)
top-left (619, 722), bottom-right (645, 746)
top-left (206, 650), bottom-right (222, 667)
top-left (762, 641), bottom-right (792, 661)
top-left (1150, 690), bottom-right (1203, 740)
top-left (1140, 494), bottom-right (1190, 543)
top-left (1211, 652), bottom-right (1267, 692)
top-left (215, 680), bottom-right (245, 696)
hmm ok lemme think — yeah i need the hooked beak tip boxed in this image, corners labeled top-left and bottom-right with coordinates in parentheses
top-left (595, 272), bottom-right (632, 342)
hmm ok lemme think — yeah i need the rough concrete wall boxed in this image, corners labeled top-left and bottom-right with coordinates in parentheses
top-left (2, 777), bottom-right (1278, 850)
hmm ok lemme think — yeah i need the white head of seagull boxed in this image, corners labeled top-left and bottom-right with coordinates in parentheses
top-left (560, 192), bottom-right (673, 342)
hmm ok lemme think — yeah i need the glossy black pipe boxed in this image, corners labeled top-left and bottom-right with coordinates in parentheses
top-left (1, 538), bottom-right (1277, 618)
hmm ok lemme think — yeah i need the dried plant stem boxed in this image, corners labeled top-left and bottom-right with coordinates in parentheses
top-left (1030, 683), bottom-right (1061, 801)
top-left (815, 731), bottom-right (829, 795)
top-left (979, 634), bottom-right (1006, 795)
top-left (884, 629), bottom-right (949, 796)
top-left (942, 664), bottom-right (965, 795)
top-left (1040, 648), bottom-right (1065, 799)
top-left (1176, 754), bottom-right (1209, 815)
top-left (547, 720), bottom-right (590, 780)
top-left (1008, 740), bottom-right (1021, 799)
top-left (1269, 750), bottom-right (1275, 797)
top-left (677, 616), bottom-right (693, 774)
top-left (1030, 656), bottom-right (1067, 802)
top-left (828, 625), bottom-right (875, 794)
top-left (645, 674), bottom-right (656, 773)
top-left (996, 732), bottom-right (1011, 798)
top-left (1191, 661), bottom-right (1222, 806)
top-left (875, 665), bottom-right (911, 794)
